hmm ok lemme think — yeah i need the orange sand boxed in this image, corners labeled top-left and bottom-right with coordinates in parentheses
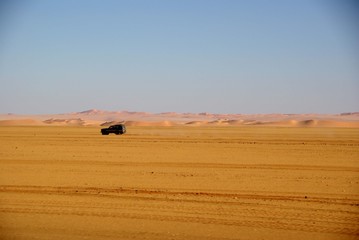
top-left (0, 126), bottom-right (358, 239)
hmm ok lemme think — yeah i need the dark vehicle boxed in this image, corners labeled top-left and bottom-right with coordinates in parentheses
top-left (101, 124), bottom-right (126, 135)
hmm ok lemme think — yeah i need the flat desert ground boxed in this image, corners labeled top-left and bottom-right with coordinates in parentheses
top-left (1, 126), bottom-right (359, 240)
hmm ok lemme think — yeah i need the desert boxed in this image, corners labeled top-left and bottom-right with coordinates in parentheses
top-left (0, 117), bottom-right (359, 239)
top-left (1, 110), bottom-right (359, 127)
top-left (2, 0), bottom-right (359, 239)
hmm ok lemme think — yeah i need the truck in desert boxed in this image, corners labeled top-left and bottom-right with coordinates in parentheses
top-left (101, 124), bottom-right (126, 135)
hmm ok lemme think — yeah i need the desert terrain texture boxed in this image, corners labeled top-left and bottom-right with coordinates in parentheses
top-left (1, 109), bottom-right (359, 127)
top-left (0, 122), bottom-right (359, 240)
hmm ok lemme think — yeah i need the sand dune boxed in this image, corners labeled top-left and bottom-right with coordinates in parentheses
top-left (43, 118), bottom-right (86, 126)
top-left (0, 119), bottom-right (41, 126)
top-left (299, 120), bottom-right (359, 128)
top-left (184, 119), bottom-right (359, 128)
top-left (185, 121), bottom-right (209, 126)
top-left (124, 120), bottom-right (176, 127)
top-left (100, 121), bottom-right (125, 127)
top-left (1, 110), bottom-right (359, 127)
top-left (260, 119), bottom-right (359, 128)
top-left (226, 119), bottom-right (245, 125)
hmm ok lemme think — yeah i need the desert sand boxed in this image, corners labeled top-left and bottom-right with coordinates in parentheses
top-left (1, 109), bottom-right (359, 127)
top-left (0, 125), bottom-right (358, 239)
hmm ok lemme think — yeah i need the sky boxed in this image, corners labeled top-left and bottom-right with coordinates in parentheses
top-left (0, 0), bottom-right (358, 114)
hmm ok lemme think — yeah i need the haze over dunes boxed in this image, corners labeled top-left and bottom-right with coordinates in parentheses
top-left (1, 109), bottom-right (359, 127)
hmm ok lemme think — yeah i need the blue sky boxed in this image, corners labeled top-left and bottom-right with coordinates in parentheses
top-left (0, 0), bottom-right (358, 114)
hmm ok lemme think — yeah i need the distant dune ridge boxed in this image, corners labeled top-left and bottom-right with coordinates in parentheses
top-left (1, 109), bottom-right (359, 127)
top-left (0, 119), bottom-right (42, 126)
top-left (43, 118), bottom-right (85, 126)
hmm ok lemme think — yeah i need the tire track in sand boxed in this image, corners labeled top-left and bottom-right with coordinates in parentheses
top-left (1, 185), bottom-right (359, 236)
top-left (1, 159), bottom-right (359, 172)
top-left (1, 185), bottom-right (359, 205)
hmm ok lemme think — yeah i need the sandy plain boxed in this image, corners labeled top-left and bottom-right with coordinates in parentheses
top-left (0, 125), bottom-right (358, 240)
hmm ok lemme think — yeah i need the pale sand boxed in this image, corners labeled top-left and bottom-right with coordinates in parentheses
top-left (0, 126), bottom-right (359, 239)
top-left (1, 110), bottom-right (359, 127)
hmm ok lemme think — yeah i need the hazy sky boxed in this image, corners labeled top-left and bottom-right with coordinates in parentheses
top-left (0, 0), bottom-right (358, 114)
